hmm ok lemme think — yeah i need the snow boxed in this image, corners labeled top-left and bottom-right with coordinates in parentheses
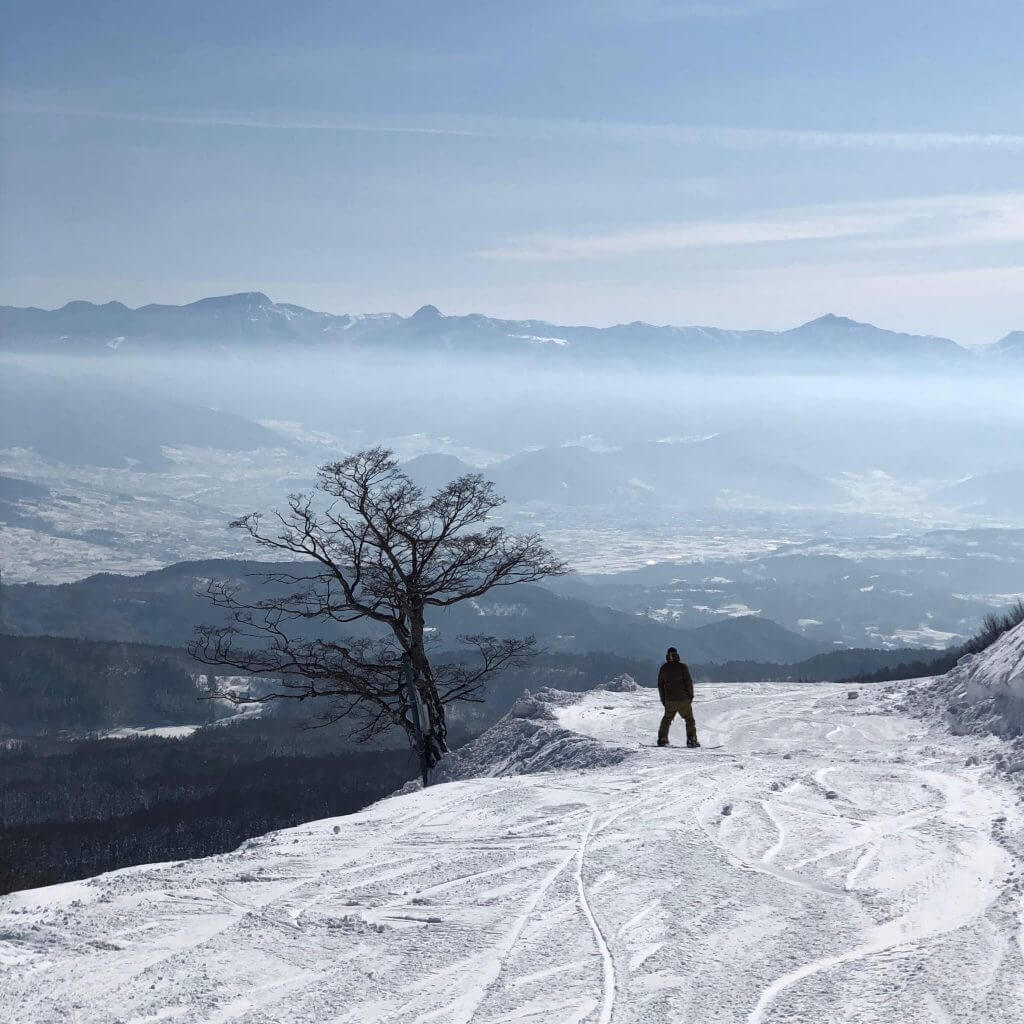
top-left (891, 626), bottom-right (961, 647)
top-left (597, 673), bottom-right (640, 693)
top-left (3, 682), bottom-right (1024, 1023)
top-left (507, 333), bottom-right (570, 346)
top-left (434, 688), bottom-right (632, 782)
top-left (864, 623), bottom-right (964, 650)
top-left (100, 726), bottom-right (202, 740)
top-left (907, 619), bottom-right (1024, 738)
top-left (714, 602), bottom-right (762, 617)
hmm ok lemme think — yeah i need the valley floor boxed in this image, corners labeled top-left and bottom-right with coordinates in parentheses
top-left (3, 683), bottom-right (1023, 1023)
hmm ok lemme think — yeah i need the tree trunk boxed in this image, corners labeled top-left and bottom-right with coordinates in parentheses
top-left (408, 603), bottom-right (448, 782)
top-left (401, 654), bottom-right (430, 787)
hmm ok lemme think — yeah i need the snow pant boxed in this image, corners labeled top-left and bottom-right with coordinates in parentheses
top-left (658, 699), bottom-right (698, 745)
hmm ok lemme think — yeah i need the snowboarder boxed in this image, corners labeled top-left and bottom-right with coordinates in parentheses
top-left (657, 647), bottom-right (699, 747)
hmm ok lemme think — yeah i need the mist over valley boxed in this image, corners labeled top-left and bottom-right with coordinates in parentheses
top-left (3, 294), bottom-right (1023, 656)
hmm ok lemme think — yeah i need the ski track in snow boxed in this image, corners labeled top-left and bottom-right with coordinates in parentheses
top-left (574, 815), bottom-right (616, 1024)
top-left (3, 682), bottom-right (1024, 1023)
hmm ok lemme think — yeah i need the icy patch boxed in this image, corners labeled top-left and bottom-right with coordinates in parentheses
top-left (435, 687), bottom-right (633, 783)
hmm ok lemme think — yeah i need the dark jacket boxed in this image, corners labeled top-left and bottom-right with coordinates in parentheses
top-left (658, 660), bottom-right (694, 703)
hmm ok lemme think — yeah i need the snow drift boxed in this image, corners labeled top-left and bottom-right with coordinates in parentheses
top-left (909, 619), bottom-right (1024, 740)
top-left (434, 686), bottom-right (634, 783)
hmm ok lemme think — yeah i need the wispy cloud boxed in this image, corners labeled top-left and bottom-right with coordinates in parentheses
top-left (478, 193), bottom-right (1024, 262)
top-left (531, 119), bottom-right (1024, 152)
top-left (599, 0), bottom-right (811, 21)
top-left (0, 101), bottom-right (482, 139)
top-left (5, 99), bottom-right (1024, 154)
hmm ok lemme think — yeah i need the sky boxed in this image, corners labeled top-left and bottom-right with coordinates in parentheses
top-left (1, 0), bottom-right (1022, 343)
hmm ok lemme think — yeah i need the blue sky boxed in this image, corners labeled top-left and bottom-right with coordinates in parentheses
top-left (2, 0), bottom-right (1022, 342)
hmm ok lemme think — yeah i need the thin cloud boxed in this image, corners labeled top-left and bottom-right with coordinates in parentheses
top-left (478, 193), bottom-right (1024, 262)
top-left (601, 0), bottom-right (811, 20)
top-left (534, 119), bottom-right (1024, 152)
top-left (5, 100), bottom-right (1024, 153)
top-left (0, 101), bottom-right (483, 139)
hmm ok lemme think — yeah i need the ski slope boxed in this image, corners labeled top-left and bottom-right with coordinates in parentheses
top-left (3, 681), bottom-right (1023, 1024)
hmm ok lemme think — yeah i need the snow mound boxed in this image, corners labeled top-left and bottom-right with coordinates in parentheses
top-left (434, 688), bottom-right (633, 783)
top-left (909, 620), bottom-right (1024, 738)
top-left (597, 673), bottom-right (640, 692)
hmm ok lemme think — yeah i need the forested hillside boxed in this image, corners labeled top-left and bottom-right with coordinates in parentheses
top-left (3, 559), bottom-right (829, 662)
top-left (0, 635), bottom-right (223, 734)
top-left (0, 725), bottom-right (418, 893)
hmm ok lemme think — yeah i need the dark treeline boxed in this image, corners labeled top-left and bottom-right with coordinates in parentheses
top-left (841, 653), bottom-right (959, 686)
top-left (0, 637), bottom-right (661, 737)
top-left (468, 646), bottom-right (955, 688)
top-left (0, 633), bottom-right (224, 733)
top-left (2, 635), bottom-right (955, 739)
top-left (961, 599), bottom-right (1024, 656)
top-left (0, 719), bottom-right (419, 894)
top-left (688, 646), bottom-right (946, 683)
top-left (841, 600), bottom-right (1024, 685)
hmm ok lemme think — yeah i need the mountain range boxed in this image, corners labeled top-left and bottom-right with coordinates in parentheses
top-left (402, 444), bottom-right (843, 507)
top-left (2, 557), bottom-right (829, 664)
top-left (2, 292), bottom-right (1020, 368)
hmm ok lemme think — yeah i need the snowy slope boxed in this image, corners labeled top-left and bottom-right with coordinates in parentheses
top-left (908, 620), bottom-right (1024, 739)
top-left (3, 681), bottom-right (1024, 1023)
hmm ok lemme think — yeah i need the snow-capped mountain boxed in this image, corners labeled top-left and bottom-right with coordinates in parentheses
top-left (0, 292), bottom-right (394, 348)
top-left (774, 313), bottom-right (964, 360)
top-left (2, 293), bottom-right (1014, 369)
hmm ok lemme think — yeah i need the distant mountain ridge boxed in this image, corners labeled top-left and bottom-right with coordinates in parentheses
top-left (3, 557), bottom-right (829, 664)
top-left (2, 292), bottom-right (1016, 368)
top-left (990, 330), bottom-right (1024, 357)
top-left (402, 442), bottom-right (844, 508)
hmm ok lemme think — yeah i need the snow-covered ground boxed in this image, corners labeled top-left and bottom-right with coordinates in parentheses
top-left (3, 681), bottom-right (1023, 1023)
top-left (99, 725), bottom-right (203, 740)
top-left (905, 620), bottom-right (1024, 741)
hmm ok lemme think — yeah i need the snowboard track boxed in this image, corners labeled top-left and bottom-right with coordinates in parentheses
top-left (575, 813), bottom-right (617, 1024)
top-left (3, 681), bottom-right (1023, 1024)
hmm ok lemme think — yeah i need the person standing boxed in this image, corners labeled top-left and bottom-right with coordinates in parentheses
top-left (657, 647), bottom-right (699, 747)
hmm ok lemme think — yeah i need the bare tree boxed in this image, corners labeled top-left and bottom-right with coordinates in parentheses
top-left (189, 447), bottom-right (566, 784)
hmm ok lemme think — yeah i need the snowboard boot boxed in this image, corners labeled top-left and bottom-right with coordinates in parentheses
top-left (686, 740), bottom-right (701, 748)
top-left (657, 739), bottom-right (669, 747)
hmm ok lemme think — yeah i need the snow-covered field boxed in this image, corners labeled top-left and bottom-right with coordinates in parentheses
top-left (3, 681), bottom-right (1023, 1023)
